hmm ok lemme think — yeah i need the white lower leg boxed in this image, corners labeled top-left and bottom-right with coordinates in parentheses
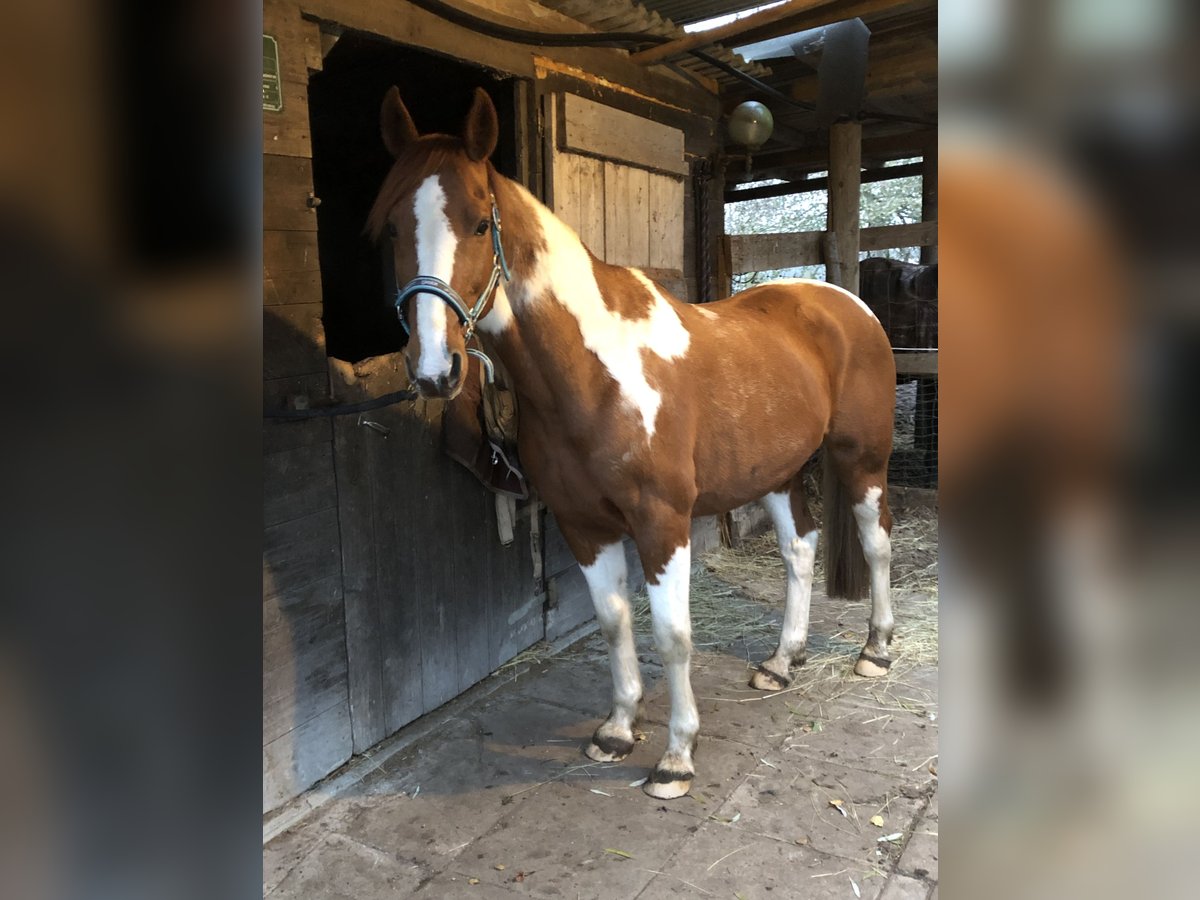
top-left (752, 492), bottom-right (817, 689)
top-left (580, 543), bottom-right (642, 761)
top-left (644, 543), bottom-right (698, 798)
top-left (853, 486), bottom-right (894, 677)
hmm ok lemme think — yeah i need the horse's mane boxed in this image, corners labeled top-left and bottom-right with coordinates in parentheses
top-left (364, 136), bottom-right (463, 242)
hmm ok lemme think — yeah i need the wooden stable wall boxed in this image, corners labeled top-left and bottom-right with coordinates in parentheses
top-left (263, 0), bottom-right (725, 813)
top-left (262, 0), bottom-right (348, 812)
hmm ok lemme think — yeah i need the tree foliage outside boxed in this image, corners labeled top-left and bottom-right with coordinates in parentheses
top-left (725, 158), bottom-right (924, 291)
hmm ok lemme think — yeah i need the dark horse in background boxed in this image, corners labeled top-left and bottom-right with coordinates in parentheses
top-left (368, 88), bottom-right (897, 799)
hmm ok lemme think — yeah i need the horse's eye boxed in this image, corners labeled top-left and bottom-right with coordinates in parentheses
top-left (474, 220), bottom-right (490, 236)
top-left (387, 222), bottom-right (398, 238)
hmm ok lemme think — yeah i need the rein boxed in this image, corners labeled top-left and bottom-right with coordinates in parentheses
top-left (394, 192), bottom-right (512, 384)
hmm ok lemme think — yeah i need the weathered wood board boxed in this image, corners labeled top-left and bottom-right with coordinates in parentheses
top-left (330, 355), bottom-right (541, 753)
top-left (558, 92), bottom-right (687, 176)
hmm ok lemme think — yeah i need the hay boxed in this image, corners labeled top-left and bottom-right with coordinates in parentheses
top-left (498, 502), bottom-right (938, 687)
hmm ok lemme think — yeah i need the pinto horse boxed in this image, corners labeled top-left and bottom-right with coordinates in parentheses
top-left (368, 88), bottom-right (897, 799)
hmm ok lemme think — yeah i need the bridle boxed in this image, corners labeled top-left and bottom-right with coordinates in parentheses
top-left (394, 192), bottom-right (511, 383)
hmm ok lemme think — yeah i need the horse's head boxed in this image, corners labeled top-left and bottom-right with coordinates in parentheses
top-left (367, 86), bottom-right (500, 400)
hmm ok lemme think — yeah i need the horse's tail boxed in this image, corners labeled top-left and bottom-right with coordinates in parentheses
top-left (822, 449), bottom-right (869, 600)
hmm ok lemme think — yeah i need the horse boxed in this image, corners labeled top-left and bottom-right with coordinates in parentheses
top-left (367, 87), bottom-right (897, 800)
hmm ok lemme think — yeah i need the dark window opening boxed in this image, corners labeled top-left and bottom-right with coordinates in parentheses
top-left (308, 34), bottom-right (518, 362)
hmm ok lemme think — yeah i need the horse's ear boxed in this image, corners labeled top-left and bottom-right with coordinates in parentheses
top-left (462, 88), bottom-right (498, 162)
top-left (381, 86), bottom-right (419, 158)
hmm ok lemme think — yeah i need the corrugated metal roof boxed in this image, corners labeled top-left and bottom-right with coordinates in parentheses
top-left (537, 0), bottom-right (770, 85)
top-left (635, 0), bottom-right (770, 27)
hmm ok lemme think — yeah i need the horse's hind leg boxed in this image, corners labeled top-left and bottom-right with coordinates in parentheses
top-left (576, 541), bottom-right (643, 762)
top-left (828, 445), bottom-right (896, 677)
top-left (851, 480), bottom-right (895, 676)
top-left (750, 484), bottom-right (818, 691)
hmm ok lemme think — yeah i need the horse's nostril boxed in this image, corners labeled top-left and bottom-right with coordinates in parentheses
top-left (448, 351), bottom-right (464, 386)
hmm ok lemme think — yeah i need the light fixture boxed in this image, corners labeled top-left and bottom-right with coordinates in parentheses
top-left (727, 101), bottom-right (774, 173)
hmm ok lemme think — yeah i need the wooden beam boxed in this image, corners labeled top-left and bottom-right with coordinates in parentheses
top-left (894, 350), bottom-right (937, 376)
top-left (728, 219), bottom-right (937, 273)
top-left (727, 129), bottom-right (935, 182)
top-left (628, 0), bottom-right (845, 66)
top-left (920, 148), bottom-right (937, 265)
top-left (631, 0), bottom-right (933, 67)
top-left (827, 121), bottom-right (861, 291)
top-left (725, 160), bottom-right (922, 202)
top-left (861, 219), bottom-right (937, 251)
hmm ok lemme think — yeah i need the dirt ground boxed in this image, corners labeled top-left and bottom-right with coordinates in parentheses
top-left (264, 532), bottom-right (938, 900)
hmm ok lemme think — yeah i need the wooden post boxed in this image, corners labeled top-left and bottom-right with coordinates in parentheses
top-left (916, 147), bottom-right (938, 484)
top-left (827, 121), bottom-right (862, 293)
top-left (920, 148), bottom-right (937, 265)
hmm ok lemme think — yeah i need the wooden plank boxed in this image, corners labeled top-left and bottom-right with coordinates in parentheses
top-left (647, 173), bottom-right (684, 271)
top-left (299, 0), bottom-right (716, 117)
top-left (265, 269), bottom-right (322, 307)
top-left (264, 230), bottom-right (321, 275)
top-left (725, 161), bottom-right (924, 203)
top-left (263, 574), bottom-right (348, 745)
top-left (264, 302), bottom-right (326, 380)
top-left (329, 353), bottom-right (542, 749)
top-left (264, 0), bottom-right (324, 84)
top-left (729, 230), bottom-right (824, 274)
top-left (264, 155), bottom-right (318, 232)
top-left (551, 152), bottom-right (606, 257)
top-left (894, 350), bottom-right (937, 376)
top-left (263, 78), bottom-right (313, 159)
top-left (264, 442), bottom-right (337, 527)
top-left (861, 220), bottom-right (937, 252)
top-left (264, 374), bottom-right (332, 455)
top-left (640, 267), bottom-right (686, 299)
top-left (827, 121), bottom-right (862, 292)
top-left (560, 93), bottom-right (687, 176)
top-left (263, 507), bottom-right (341, 602)
top-left (730, 220), bottom-right (938, 275)
top-left (262, 699), bottom-right (351, 813)
top-left (920, 149), bottom-right (937, 265)
top-left (604, 162), bottom-right (650, 267)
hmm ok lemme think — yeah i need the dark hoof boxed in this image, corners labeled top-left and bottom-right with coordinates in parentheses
top-left (643, 768), bottom-right (693, 799)
top-left (749, 665), bottom-right (791, 691)
top-left (585, 732), bottom-right (634, 762)
top-left (854, 652), bottom-right (893, 678)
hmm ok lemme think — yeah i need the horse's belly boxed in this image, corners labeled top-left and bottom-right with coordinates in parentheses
top-left (691, 419), bottom-right (824, 516)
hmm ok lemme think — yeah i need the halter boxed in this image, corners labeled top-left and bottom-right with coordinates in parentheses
top-left (395, 194), bottom-right (512, 383)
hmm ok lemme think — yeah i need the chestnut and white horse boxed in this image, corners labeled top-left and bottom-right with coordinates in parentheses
top-left (369, 87), bottom-right (897, 799)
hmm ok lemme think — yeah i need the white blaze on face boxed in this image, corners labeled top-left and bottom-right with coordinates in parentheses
top-left (411, 176), bottom-right (458, 380)
top-left (515, 192), bottom-right (690, 438)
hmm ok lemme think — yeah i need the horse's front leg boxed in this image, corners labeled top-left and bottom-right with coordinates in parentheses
top-left (634, 517), bottom-right (698, 799)
top-left (577, 541), bottom-right (644, 762)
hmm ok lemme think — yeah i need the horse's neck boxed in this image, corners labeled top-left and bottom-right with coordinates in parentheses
top-left (485, 176), bottom-right (610, 410)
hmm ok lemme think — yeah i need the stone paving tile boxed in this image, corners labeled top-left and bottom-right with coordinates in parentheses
top-left (265, 590), bottom-right (938, 900)
top-left (335, 699), bottom-right (604, 865)
top-left (642, 820), bottom-right (888, 900)
top-left (414, 870), bottom-right (525, 898)
top-left (264, 819), bottom-right (328, 896)
top-left (879, 873), bottom-right (932, 900)
top-left (556, 732), bottom-right (764, 823)
top-left (773, 696), bottom-right (939, 782)
top-left (267, 831), bottom-right (431, 899)
top-left (445, 781), bottom-right (699, 899)
top-left (710, 754), bottom-right (925, 869)
top-left (896, 814), bottom-right (938, 881)
top-left (641, 650), bottom-right (801, 751)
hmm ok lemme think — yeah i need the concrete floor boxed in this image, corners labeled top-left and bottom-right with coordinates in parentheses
top-left (265, 583), bottom-right (938, 900)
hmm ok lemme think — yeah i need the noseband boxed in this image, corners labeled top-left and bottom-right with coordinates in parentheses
top-left (395, 193), bottom-right (511, 383)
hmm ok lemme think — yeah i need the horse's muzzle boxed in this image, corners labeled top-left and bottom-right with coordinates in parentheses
top-left (407, 350), bottom-right (464, 400)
